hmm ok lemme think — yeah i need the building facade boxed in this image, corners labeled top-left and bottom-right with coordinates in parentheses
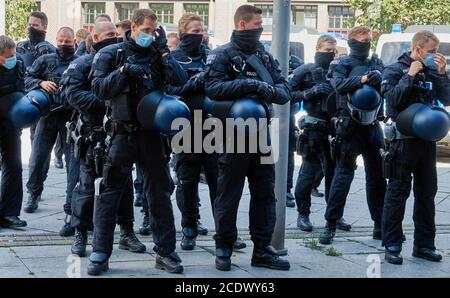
top-left (33, 0), bottom-right (357, 43)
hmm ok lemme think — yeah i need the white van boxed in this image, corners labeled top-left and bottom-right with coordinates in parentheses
top-left (376, 25), bottom-right (450, 149)
top-left (260, 25), bottom-right (349, 64)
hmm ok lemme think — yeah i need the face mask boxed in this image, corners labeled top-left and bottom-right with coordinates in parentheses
top-left (117, 37), bottom-right (124, 43)
top-left (135, 31), bottom-right (154, 48)
top-left (315, 51), bottom-right (335, 69)
top-left (93, 37), bottom-right (117, 52)
top-left (179, 33), bottom-right (203, 53)
top-left (28, 27), bottom-right (46, 43)
top-left (231, 27), bottom-right (264, 53)
top-left (57, 45), bottom-right (75, 59)
top-left (2, 55), bottom-right (17, 70)
top-left (423, 53), bottom-right (438, 70)
top-left (348, 39), bottom-right (371, 59)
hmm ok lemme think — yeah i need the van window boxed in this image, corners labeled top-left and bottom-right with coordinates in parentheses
top-left (261, 41), bottom-right (305, 60)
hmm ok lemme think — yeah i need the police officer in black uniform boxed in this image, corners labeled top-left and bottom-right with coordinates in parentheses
top-left (87, 9), bottom-right (186, 275)
top-left (319, 26), bottom-right (386, 244)
top-left (167, 13), bottom-right (218, 251)
top-left (23, 27), bottom-right (80, 237)
top-left (289, 35), bottom-right (337, 231)
top-left (381, 30), bottom-right (450, 264)
top-left (0, 36), bottom-right (27, 229)
top-left (63, 21), bottom-right (146, 257)
top-left (204, 4), bottom-right (290, 271)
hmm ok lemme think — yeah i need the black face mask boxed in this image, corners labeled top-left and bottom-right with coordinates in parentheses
top-left (28, 27), bottom-right (46, 43)
top-left (348, 39), bottom-right (371, 59)
top-left (117, 37), bottom-right (124, 43)
top-left (315, 52), bottom-right (335, 69)
top-left (93, 37), bottom-right (117, 52)
top-left (57, 45), bottom-right (75, 60)
top-left (179, 33), bottom-right (203, 54)
top-left (231, 27), bottom-right (264, 53)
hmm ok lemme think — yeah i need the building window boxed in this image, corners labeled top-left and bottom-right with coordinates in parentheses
top-left (184, 4), bottom-right (209, 26)
top-left (115, 3), bottom-right (139, 21)
top-left (328, 6), bottom-right (354, 31)
top-left (149, 3), bottom-right (174, 24)
top-left (255, 4), bottom-right (273, 25)
top-left (292, 5), bottom-right (317, 29)
top-left (82, 2), bottom-right (105, 31)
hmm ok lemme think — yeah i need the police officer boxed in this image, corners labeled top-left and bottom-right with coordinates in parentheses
top-left (75, 14), bottom-right (112, 57)
top-left (319, 26), bottom-right (386, 244)
top-left (381, 30), bottom-right (450, 264)
top-left (0, 36), bottom-right (27, 229)
top-left (87, 8), bottom-right (186, 275)
top-left (63, 21), bottom-right (146, 257)
top-left (204, 4), bottom-right (290, 271)
top-left (23, 27), bottom-right (80, 237)
top-left (289, 35), bottom-right (337, 231)
top-left (166, 13), bottom-right (219, 251)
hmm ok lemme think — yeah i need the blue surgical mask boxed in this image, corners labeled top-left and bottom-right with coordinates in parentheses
top-left (136, 31), bottom-right (154, 48)
top-left (3, 55), bottom-right (17, 70)
top-left (423, 53), bottom-right (437, 70)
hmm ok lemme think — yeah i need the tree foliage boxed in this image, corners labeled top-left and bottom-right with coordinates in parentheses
top-left (347, 0), bottom-right (450, 33)
top-left (6, 0), bottom-right (40, 41)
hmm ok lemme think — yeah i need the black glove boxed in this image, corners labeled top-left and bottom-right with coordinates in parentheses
top-left (313, 82), bottom-right (334, 96)
top-left (122, 63), bottom-right (146, 79)
top-left (251, 80), bottom-right (275, 102)
top-left (367, 70), bottom-right (382, 87)
top-left (190, 72), bottom-right (205, 91)
top-left (154, 26), bottom-right (170, 56)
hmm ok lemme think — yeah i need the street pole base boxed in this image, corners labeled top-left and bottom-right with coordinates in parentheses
top-left (275, 248), bottom-right (288, 256)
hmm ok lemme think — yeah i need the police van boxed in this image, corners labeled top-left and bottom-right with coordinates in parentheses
top-left (260, 25), bottom-right (349, 64)
top-left (376, 25), bottom-right (450, 152)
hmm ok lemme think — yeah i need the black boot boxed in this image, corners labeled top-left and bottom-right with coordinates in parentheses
top-left (373, 221), bottom-right (382, 240)
top-left (59, 215), bottom-right (75, 237)
top-left (297, 214), bottom-right (313, 232)
top-left (385, 246), bottom-right (403, 265)
top-left (119, 224), bottom-right (146, 253)
top-left (336, 217), bottom-right (352, 231)
top-left (311, 188), bottom-right (324, 198)
top-left (71, 229), bottom-right (87, 257)
top-left (24, 195), bottom-right (40, 213)
top-left (138, 212), bottom-right (151, 236)
top-left (412, 246), bottom-right (442, 262)
top-left (319, 222), bottom-right (336, 245)
top-left (0, 216), bottom-right (27, 228)
top-left (286, 191), bottom-right (295, 208)
top-left (215, 247), bottom-right (232, 271)
top-left (180, 227), bottom-right (197, 250)
top-left (87, 252), bottom-right (109, 276)
top-left (197, 220), bottom-right (209, 236)
top-left (54, 157), bottom-right (64, 169)
top-left (233, 237), bottom-right (246, 250)
top-left (251, 245), bottom-right (290, 270)
top-left (134, 193), bottom-right (143, 207)
top-left (155, 252), bottom-right (184, 273)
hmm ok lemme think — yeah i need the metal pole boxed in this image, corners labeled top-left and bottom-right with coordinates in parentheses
top-left (270, 0), bottom-right (291, 255)
top-left (0, 0), bottom-right (6, 35)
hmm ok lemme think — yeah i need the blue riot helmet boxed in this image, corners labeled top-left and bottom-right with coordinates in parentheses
top-left (137, 90), bottom-right (190, 135)
top-left (396, 103), bottom-right (450, 142)
top-left (347, 84), bottom-right (382, 125)
top-left (7, 92), bottom-right (41, 128)
top-left (24, 89), bottom-right (51, 117)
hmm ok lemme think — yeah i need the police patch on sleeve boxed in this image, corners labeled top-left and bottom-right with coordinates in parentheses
top-left (206, 54), bottom-right (216, 65)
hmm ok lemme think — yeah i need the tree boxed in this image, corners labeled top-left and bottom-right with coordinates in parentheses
top-left (347, 0), bottom-right (450, 33)
top-left (6, 0), bottom-right (40, 41)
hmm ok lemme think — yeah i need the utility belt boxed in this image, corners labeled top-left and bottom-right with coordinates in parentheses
top-left (298, 115), bottom-right (330, 132)
top-left (108, 120), bottom-right (140, 136)
top-left (384, 122), bottom-right (415, 142)
top-left (379, 139), bottom-right (410, 180)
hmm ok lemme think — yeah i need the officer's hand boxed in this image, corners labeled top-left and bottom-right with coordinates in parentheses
top-left (190, 72), bottom-right (205, 91)
top-left (40, 81), bottom-right (59, 94)
top-left (154, 26), bottom-right (170, 56)
top-left (121, 63), bottom-right (146, 79)
top-left (435, 53), bottom-right (447, 75)
top-left (408, 61), bottom-right (423, 77)
top-left (254, 80), bottom-right (275, 102)
top-left (367, 70), bottom-right (382, 86)
top-left (313, 83), bottom-right (334, 96)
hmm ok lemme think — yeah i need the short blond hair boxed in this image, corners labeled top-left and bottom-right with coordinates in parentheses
top-left (178, 13), bottom-right (203, 36)
top-left (316, 35), bottom-right (337, 49)
top-left (412, 30), bottom-right (440, 49)
top-left (348, 26), bottom-right (371, 40)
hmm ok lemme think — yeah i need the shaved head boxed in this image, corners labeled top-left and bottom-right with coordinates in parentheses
top-left (92, 21), bottom-right (117, 43)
